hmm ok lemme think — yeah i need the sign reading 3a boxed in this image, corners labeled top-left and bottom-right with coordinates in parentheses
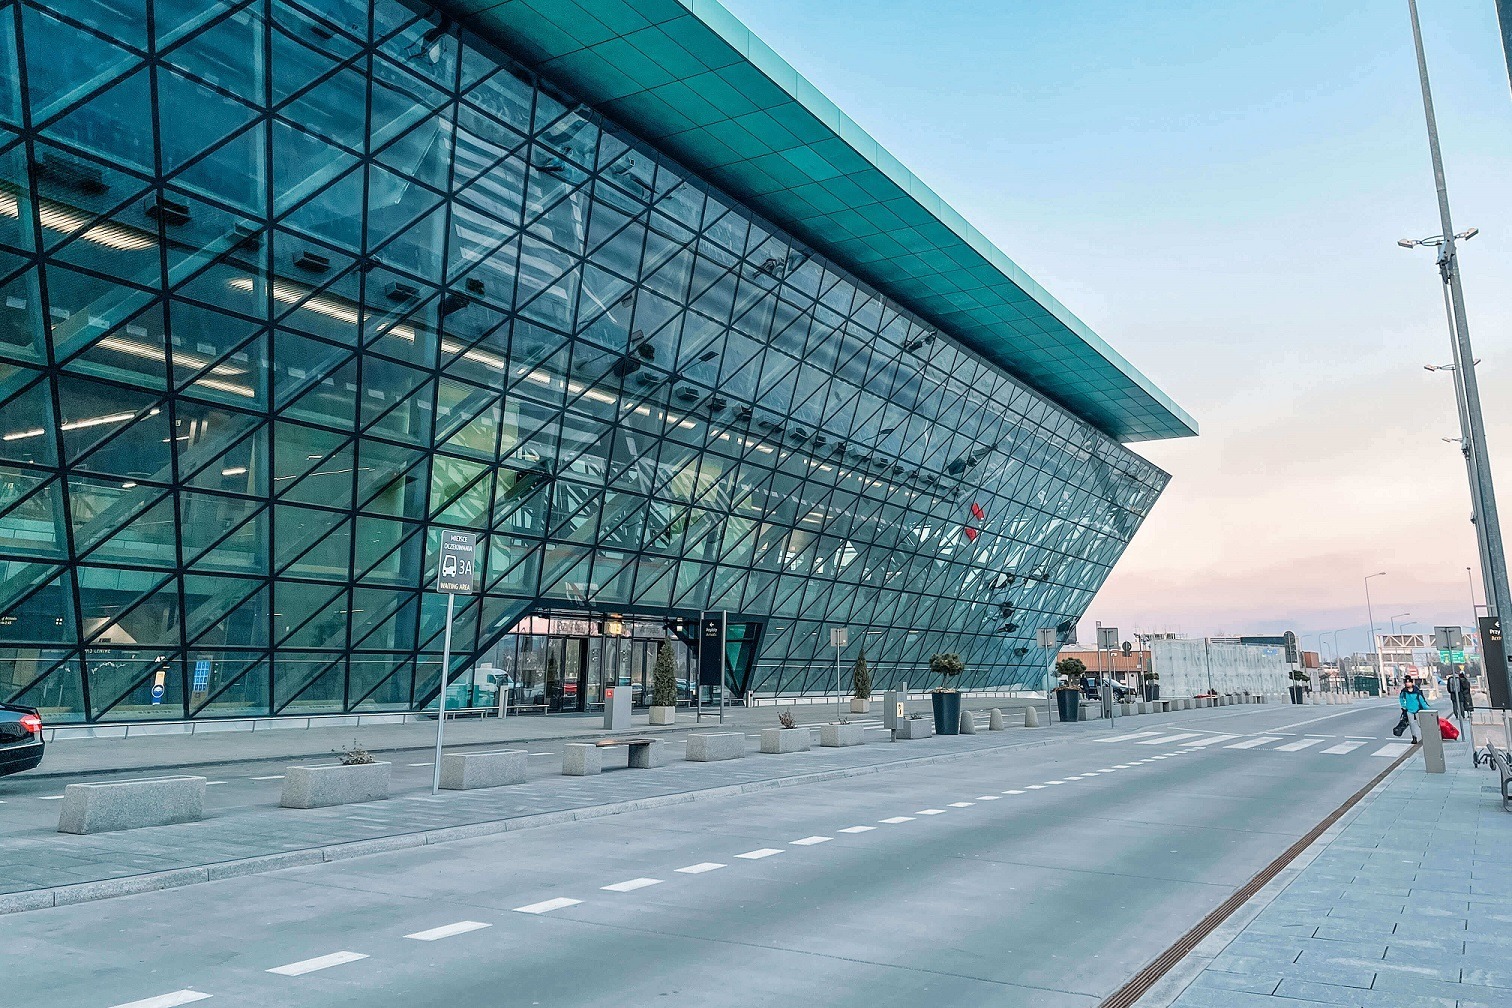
top-left (435, 530), bottom-right (478, 594)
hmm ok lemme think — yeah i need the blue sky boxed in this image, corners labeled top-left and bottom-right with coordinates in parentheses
top-left (721, 0), bottom-right (1512, 655)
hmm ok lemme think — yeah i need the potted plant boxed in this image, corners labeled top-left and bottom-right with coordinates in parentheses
top-left (1142, 670), bottom-right (1160, 702)
top-left (929, 652), bottom-right (964, 734)
top-left (1054, 657), bottom-right (1085, 722)
top-left (1288, 669), bottom-right (1308, 705)
top-left (850, 649), bottom-right (872, 713)
top-left (649, 641), bottom-right (678, 724)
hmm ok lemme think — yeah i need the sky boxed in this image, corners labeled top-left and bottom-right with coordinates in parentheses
top-left (718, 0), bottom-right (1512, 657)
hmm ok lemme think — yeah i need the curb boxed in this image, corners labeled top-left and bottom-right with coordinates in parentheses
top-left (0, 732), bottom-right (1060, 917)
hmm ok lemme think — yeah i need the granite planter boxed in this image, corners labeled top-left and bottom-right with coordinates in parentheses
top-left (820, 723), bottom-right (866, 747)
top-left (280, 762), bottom-right (390, 809)
top-left (649, 706), bottom-right (676, 725)
top-left (849, 698), bottom-right (871, 714)
top-left (895, 716), bottom-right (933, 739)
top-left (440, 749), bottom-right (527, 790)
top-left (57, 775), bottom-right (207, 834)
top-left (759, 727), bottom-right (810, 754)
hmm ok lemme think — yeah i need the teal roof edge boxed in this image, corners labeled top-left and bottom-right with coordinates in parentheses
top-left (444, 0), bottom-right (1197, 442)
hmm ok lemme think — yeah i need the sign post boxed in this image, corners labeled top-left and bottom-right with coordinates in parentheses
top-left (1037, 627), bottom-right (1058, 727)
top-left (1097, 626), bottom-right (1119, 721)
top-left (431, 530), bottom-right (477, 794)
top-left (830, 626), bottom-right (848, 723)
top-left (698, 613), bottom-right (726, 723)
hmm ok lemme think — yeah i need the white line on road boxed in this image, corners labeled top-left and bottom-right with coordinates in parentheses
top-left (514, 898), bottom-right (582, 914)
top-left (1025, 785), bottom-right (1046, 790)
top-left (880, 816), bottom-right (915, 823)
top-left (1225, 736), bottom-right (1284, 750)
top-left (1002, 789), bottom-right (1025, 794)
top-left (205, 781), bottom-right (227, 786)
top-left (839, 825), bottom-right (876, 833)
top-left (529, 752), bottom-right (552, 756)
top-left (267, 951), bottom-right (368, 976)
top-left (1044, 780), bottom-right (1066, 785)
top-left (1096, 731), bottom-right (1162, 743)
top-left (1138, 733), bottom-right (1205, 745)
top-left (602, 878), bottom-right (663, 892)
top-left (975, 795), bottom-right (1000, 800)
top-left (736, 848), bottom-right (783, 859)
top-left (1180, 734), bottom-right (1241, 747)
top-left (1321, 741), bottom-right (1367, 754)
top-left (250, 775), bottom-right (284, 781)
top-left (1063, 776), bottom-right (1086, 780)
top-left (948, 801), bottom-right (974, 807)
top-left (1374, 744), bottom-right (1411, 757)
top-left (110, 992), bottom-right (212, 1008)
top-left (405, 921), bottom-right (491, 941)
top-left (37, 795), bottom-right (64, 800)
top-left (408, 762), bottom-right (433, 767)
top-left (676, 862), bottom-right (725, 874)
top-left (1274, 738), bottom-right (1325, 752)
top-left (916, 808), bottom-right (946, 815)
top-left (790, 836), bottom-right (831, 846)
top-left (1114, 764), bottom-right (1133, 768)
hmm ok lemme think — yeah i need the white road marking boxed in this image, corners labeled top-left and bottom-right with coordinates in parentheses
top-left (1181, 735), bottom-right (1241, 747)
top-left (205, 781), bottom-right (228, 786)
top-left (110, 992), bottom-right (212, 1008)
top-left (790, 836), bottom-right (831, 846)
top-left (1138, 733), bottom-right (1205, 745)
top-left (513, 898), bottom-right (582, 914)
top-left (975, 795), bottom-right (1000, 800)
top-left (1002, 789), bottom-right (1025, 795)
top-left (676, 862), bottom-right (725, 874)
top-left (405, 921), bottom-right (490, 941)
top-left (601, 877), bottom-right (663, 892)
top-left (839, 825), bottom-right (876, 833)
top-left (1025, 785), bottom-right (1046, 790)
top-left (408, 762), bottom-right (433, 767)
top-left (37, 795), bottom-right (64, 800)
top-left (1374, 744), bottom-right (1411, 757)
top-left (250, 775), bottom-right (284, 781)
top-left (267, 951), bottom-right (368, 976)
top-left (1080, 772), bottom-right (1101, 777)
top-left (1322, 741), bottom-right (1367, 755)
top-left (916, 809), bottom-right (946, 815)
top-left (1044, 780), bottom-right (1066, 785)
top-left (947, 801), bottom-right (974, 807)
top-left (1096, 731), bottom-right (1162, 743)
top-left (879, 816), bottom-right (915, 823)
top-left (736, 848), bottom-right (783, 859)
top-left (1149, 755), bottom-right (1169, 760)
top-left (1063, 775), bottom-right (1086, 780)
top-left (1113, 764), bottom-right (1133, 768)
top-left (1274, 738), bottom-right (1325, 752)
top-left (529, 752), bottom-right (552, 756)
top-left (1225, 736), bottom-right (1284, 750)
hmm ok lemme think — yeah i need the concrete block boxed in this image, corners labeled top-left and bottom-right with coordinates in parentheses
top-left (989, 708), bottom-right (1004, 730)
top-left (685, 732), bottom-right (746, 761)
top-left (628, 739), bottom-right (666, 768)
top-left (820, 723), bottom-right (865, 747)
top-left (57, 775), bottom-right (207, 834)
top-left (849, 698), bottom-right (871, 714)
top-left (562, 743), bottom-right (601, 775)
top-left (895, 717), bottom-right (933, 739)
top-left (440, 749), bottom-right (527, 790)
top-left (648, 706), bottom-right (676, 725)
top-left (280, 762), bottom-right (390, 808)
top-left (1023, 706), bottom-right (1040, 728)
top-left (959, 709), bottom-right (977, 734)
top-left (760, 727), bottom-right (810, 753)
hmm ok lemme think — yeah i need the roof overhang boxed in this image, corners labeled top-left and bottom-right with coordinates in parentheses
top-left (443, 0), bottom-right (1198, 442)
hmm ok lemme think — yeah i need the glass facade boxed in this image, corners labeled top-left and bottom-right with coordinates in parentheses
top-left (0, 0), bottom-right (1169, 724)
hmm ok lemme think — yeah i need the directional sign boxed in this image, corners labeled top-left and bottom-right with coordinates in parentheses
top-left (829, 627), bottom-right (848, 648)
top-left (435, 530), bottom-right (478, 594)
top-left (699, 613), bottom-right (726, 687)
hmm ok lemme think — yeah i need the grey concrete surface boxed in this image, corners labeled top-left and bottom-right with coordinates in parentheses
top-left (56, 775), bottom-right (206, 834)
top-left (0, 702), bottom-right (1420, 1008)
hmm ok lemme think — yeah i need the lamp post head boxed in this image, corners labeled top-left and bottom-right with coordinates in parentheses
top-left (1456, 227), bottom-right (1479, 241)
top-left (1398, 238), bottom-right (1420, 249)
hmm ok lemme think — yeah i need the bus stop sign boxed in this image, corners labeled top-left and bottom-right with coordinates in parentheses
top-left (436, 531), bottom-right (477, 594)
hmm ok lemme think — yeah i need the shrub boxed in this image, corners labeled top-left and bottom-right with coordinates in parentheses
top-left (852, 649), bottom-right (872, 700)
top-left (777, 710), bottom-right (796, 729)
top-left (652, 640), bottom-right (678, 707)
top-left (930, 652), bottom-right (964, 691)
top-left (1055, 657), bottom-right (1087, 687)
top-left (335, 740), bottom-right (375, 766)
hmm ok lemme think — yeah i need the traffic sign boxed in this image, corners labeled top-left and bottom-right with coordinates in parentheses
top-left (435, 530), bottom-right (477, 594)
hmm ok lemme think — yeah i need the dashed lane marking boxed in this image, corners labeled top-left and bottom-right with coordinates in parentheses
top-left (838, 826), bottom-right (876, 833)
top-left (250, 775), bottom-right (284, 781)
top-left (879, 816), bottom-right (915, 823)
top-left (790, 836), bottom-right (831, 846)
top-left (947, 801), bottom-right (974, 807)
top-left (1225, 736), bottom-right (1284, 750)
top-left (676, 863), bottom-right (725, 874)
top-left (513, 898), bottom-right (582, 914)
top-left (405, 921), bottom-right (490, 941)
top-left (1002, 789), bottom-right (1025, 795)
top-left (975, 795), bottom-right (1000, 800)
top-left (37, 795), bottom-right (64, 800)
top-left (267, 951), bottom-right (368, 976)
top-left (735, 848), bottom-right (783, 859)
top-left (601, 878), bottom-right (662, 892)
top-left (916, 809), bottom-right (947, 815)
top-left (1025, 785), bottom-right (1046, 790)
top-left (110, 992), bottom-right (212, 1008)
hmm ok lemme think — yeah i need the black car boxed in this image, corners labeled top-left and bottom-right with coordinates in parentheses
top-left (1082, 677), bottom-right (1134, 702)
top-left (0, 702), bottom-right (44, 778)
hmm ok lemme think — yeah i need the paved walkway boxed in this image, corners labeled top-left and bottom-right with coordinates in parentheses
top-left (1153, 751), bottom-right (1512, 1007)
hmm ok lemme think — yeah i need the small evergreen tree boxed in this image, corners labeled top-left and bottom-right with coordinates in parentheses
top-left (852, 648), bottom-right (871, 700)
top-left (929, 652), bottom-right (965, 691)
top-left (651, 640), bottom-right (678, 707)
top-left (1055, 656), bottom-right (1087, 688)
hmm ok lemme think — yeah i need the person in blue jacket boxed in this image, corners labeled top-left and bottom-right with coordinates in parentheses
top-left (1399, 676), bottom-right (1430, 744)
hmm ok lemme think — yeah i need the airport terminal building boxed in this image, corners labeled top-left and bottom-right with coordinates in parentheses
top-left (0, 0), bottom-right (1194, 724)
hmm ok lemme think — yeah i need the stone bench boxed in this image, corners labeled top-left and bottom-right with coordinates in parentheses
top-left (820, 723), bottom-right (865, 747)
top-left (760, 727), bottom-right (810, 753)
top-left (57, 775), bottom-right (206, 834)
top-left (440, 749), bottom-right (527, 790)
top-left (597, 737), bottom-right (666, 768)
top-left (281, 762), bottom-right (390, 808)
top-left (685, 732), bottom-right (746, 762)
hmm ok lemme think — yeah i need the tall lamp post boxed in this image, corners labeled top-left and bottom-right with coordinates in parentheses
top-left (1401, 0), bottom-right (1512, 724)
top-left (1365, 572), bottom-right (1387, 694)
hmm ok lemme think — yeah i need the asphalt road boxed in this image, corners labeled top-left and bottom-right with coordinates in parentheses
top-left (2, 702), bottom-right (1410, 1008)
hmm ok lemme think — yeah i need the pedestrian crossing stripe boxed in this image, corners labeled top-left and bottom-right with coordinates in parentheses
top-left (1373, 743), bottom-right (1411, 757)
top-left (1273, 738), bottom-right (1325, 752)
top-left (1225, 736), bottom-right (1285, 749)
top-left (1137, 732), bottom-right (1205, 745)
top-left (1321, 741), bottom-right (1366, 754)
top-left (1180, 734), bottom-right (1242, 747)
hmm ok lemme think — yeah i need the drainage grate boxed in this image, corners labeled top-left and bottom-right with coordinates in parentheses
top-left (1098, 747), bottom-right (1415, 1008)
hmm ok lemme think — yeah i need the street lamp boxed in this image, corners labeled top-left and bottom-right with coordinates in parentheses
top-left (1365, 572), bottom-right (1386, 694)
top-left (1402, 0), bottom-right (1511, 727)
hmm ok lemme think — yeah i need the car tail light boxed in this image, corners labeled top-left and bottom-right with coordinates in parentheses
top-left (18, 713), bottom-right (41, 734)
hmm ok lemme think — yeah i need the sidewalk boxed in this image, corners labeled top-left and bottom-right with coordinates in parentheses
top-left (26, 695), bottom-right (1047, 778)
top-left (1148, 750), bottom-right (1512, 1007)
